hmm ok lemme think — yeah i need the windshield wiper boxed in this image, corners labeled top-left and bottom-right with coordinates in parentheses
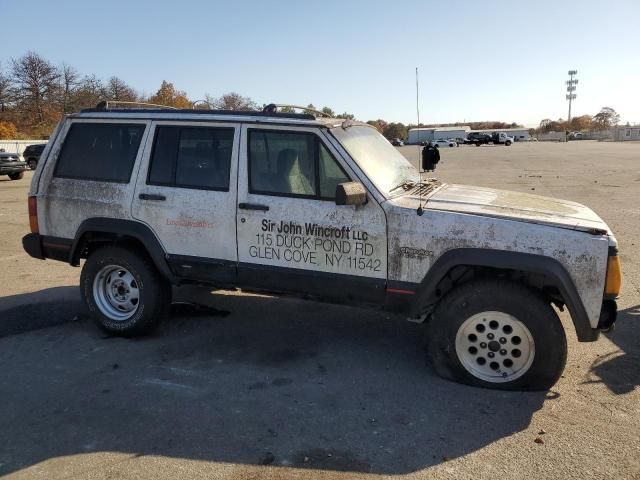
top-left (388, 179), bottom-right (417, 194)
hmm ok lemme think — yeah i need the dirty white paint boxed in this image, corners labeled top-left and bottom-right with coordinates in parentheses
top-left (236, 124), bottom-right (387, 279)
top-left (32, 112), bottom-right (615, 334)
top-left (33, 118), bottom-right (149, 238)
top-left (131, 121), bottom-right (240, 261)
top-left (386, 191), bottom-right (610, 328)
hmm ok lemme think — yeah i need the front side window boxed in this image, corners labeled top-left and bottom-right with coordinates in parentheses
top-left (148, 126), bottom-right (234, 190)
top-left (54, 123), bottom-right (145, 182)
top-left (248, 130), bottom-right (349, 199)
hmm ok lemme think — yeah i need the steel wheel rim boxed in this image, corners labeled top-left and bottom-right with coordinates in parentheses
top-left (455, 311), bottom-right (535, 383)
top-left (93, 265), bottom-right (140, 321)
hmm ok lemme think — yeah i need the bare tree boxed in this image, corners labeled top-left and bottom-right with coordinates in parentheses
top-left (73, 74), bottom-right (106, 110)
top-left (58, 63), bottom-right (80, 114)
top-left (0, 63), bottom-right (12, 112)
top-left (11, 51), bottom-right (60, 126)
top-left (592, 107), bottom-right (620, 130)
top-left (213, 92), bottom-right (258, 111)
top-left (105, 76), bottom-right (137, 102)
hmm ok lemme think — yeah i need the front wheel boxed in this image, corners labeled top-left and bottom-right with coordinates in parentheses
top-left (426, 280), bottom-right (567, 390)
top-left (28, 159), bottom-right (37, 170)
top-left (80, 245), bottom-right (171, 336)
top-left (8, 172), bottom-right (24, 180)
top-left (505, 140), bottom-right (512, 146)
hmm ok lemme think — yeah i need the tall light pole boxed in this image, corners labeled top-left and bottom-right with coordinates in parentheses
top-left (566, 70), bottom-right (578, 124)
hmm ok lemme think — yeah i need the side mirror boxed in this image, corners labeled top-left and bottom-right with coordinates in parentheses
top-left (335, 181), bottom-right (367, 206)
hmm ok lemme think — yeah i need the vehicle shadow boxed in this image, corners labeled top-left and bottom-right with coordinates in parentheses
top-left (0, 286), bottom-right (549, 475)
top-left (586, 304), bottom-right (640, 395)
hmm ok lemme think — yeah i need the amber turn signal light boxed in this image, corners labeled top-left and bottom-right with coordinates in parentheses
top-left (28, 196), bottom-right (38, 234)
top-left (605, 255), bottom-right (622, 297)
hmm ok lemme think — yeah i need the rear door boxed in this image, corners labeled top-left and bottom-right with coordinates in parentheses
top-left (235, 124), bottom-right (387, 303)
top-left (131, 121), bottom-right (239, 284)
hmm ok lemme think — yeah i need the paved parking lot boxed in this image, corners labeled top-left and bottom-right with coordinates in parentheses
top-left (1, 141), bottom-right (639, 479)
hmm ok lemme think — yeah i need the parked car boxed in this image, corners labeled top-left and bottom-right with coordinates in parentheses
top-left (433, 139), bottom-right (457, 148)
top-left (0, 149), bottom-right (28, 180)
top-left (23, 102), bottom-right (621, 390)
top-left (22, 143), bottom-right (46, 170)
top-left (390, 138), bottom-right (404, 146)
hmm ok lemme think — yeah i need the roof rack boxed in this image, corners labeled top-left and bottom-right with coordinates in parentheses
top-left (262, 103), bottom-right (330, 118)
top-left (81, 101), bottom-right (318, 120)
top-left (95, 100), bottom-right (179, 110)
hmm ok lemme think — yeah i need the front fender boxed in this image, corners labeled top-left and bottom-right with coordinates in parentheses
top-left (411, 248), bottom-right (598, 342)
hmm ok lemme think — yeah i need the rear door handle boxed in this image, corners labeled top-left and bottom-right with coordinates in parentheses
top-left (238, 202), bottom-right (269, 211)
top-left (139, 193), bottom-right (166, 201)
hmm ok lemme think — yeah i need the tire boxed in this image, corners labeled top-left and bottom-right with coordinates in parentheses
top-left (475, 142), bottom-right (481, 147)
top-left (80, 245), bottom-right (171, 336)
top-left (426, 279), bottom-right (567, 391)
top-left (8, 172), bottom-right (24, 180)
top-left (505, 141), bottom-right (512, 146)
top-left (28, 159), bottom-right (37, 170)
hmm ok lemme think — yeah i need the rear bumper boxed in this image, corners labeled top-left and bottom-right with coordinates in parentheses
top-left (22, 233), bottom-right (72, 262)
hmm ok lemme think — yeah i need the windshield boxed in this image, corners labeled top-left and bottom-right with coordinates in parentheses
top-left (331, 125), bottom-right (420, 197)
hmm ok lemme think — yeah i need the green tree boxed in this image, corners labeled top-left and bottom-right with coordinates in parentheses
top-left (367, 119), bottom-right (387, 134)
top-left (321, 106), bottom-right (335, 117)
top-left (383, 122), bottom-right (407, 140)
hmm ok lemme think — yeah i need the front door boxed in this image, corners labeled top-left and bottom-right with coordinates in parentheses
top-left (132, 121), bottom-right (239, 284)
top-left (236, 124), bottom-right (387, 303)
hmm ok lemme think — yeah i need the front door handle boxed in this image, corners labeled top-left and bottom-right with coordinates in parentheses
top-left (139, 193), bottom-right (166, 201)
top-left (238, 202), bottom-right (269, 211)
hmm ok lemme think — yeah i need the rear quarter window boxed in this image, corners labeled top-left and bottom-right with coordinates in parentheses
top-left (54, 123), bottom-right (145, 182)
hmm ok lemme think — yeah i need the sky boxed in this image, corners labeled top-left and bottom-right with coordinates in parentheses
top-left (3, 0), bottom-right (639, 127)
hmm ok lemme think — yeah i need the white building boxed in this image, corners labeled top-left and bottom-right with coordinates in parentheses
top-left (613, 125), bottom-right (640, 141)
top-left (0, 139), bottom-right (47, 156)
top-left (407, 126), bottom-right (470, 144)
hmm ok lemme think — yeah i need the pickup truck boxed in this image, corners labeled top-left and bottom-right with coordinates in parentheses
top-left (464, 132), bottom-right (513, 146)
top-left (0, 150), bottom-right (27, 180)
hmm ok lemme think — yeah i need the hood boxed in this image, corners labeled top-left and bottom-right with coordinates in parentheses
top-left (423, 184), bottom-right (611, 234)
top-left (389, 183), bottom-right (613, 237)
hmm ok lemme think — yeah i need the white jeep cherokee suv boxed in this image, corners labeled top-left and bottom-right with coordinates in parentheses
top-left (22, 103), bottom-right (622, 390)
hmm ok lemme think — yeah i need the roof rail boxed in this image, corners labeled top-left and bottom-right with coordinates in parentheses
top-left (263, 103), bottom-right (330, 118)
top-left (95, 100), bottom-right (178, 110)
top-left (79, 103), bottom-right (317, 120)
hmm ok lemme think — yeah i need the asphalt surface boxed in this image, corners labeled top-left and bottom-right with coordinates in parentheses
top-left (0, 141), bottom-right (639, 479)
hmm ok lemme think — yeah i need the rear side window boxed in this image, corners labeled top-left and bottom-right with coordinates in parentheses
top-left (148, 126), bottom-right (234, 191)
top-left (54, 123), bottom-right (145, 182)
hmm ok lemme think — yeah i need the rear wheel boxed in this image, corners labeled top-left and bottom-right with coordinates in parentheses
top-left (80, 245), bottom-right (171, 336)
top-left (8, 172), bottom-right (24, 180)
top-left (28, 159), bottom-right (37, 170)
top-left (426, 279), bottom-right (567, 390)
